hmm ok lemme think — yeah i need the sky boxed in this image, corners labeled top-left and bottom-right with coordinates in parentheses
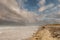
top-left (16, 0), bottom-right (60, 25)
top-left (16, 0), bottom-right (60, 12)
top-left (0, 0), bottom-right (60, 25)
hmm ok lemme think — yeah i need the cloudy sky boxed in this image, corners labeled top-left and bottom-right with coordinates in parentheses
top-left (15, 0), bottom-right (60, 25)
top-left (16, 0), bottom-right (60, 16)
top-left (0, 0), bottom-right (60, 25)
top-left (16, 0), bottom-right (60, 12)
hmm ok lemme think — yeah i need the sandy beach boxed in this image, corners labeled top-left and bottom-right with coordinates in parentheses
top-left (0, 26), bottom-right (39, 40)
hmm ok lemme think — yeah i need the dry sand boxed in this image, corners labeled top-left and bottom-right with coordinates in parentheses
top-left (0, 26), bottom-right (39, 40)
top-left (28, 24), bottom-right (60, 40)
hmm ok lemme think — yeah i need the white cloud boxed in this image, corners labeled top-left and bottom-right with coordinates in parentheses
top-left (39, 0), bottom-right (46, 6)
top-left (0, 0), bottom-right (41, 23)
top-left (56, 4), bottom-right (60, 7)
top-left (39, 3), bottom-right (54, 12)
top-left (58, 0), bottom-right (60, 2)
top-left (38, 6), bottom-right (46, 12)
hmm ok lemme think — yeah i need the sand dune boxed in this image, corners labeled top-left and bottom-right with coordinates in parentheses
top-left (28, 24), bottom-right (60, 40)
